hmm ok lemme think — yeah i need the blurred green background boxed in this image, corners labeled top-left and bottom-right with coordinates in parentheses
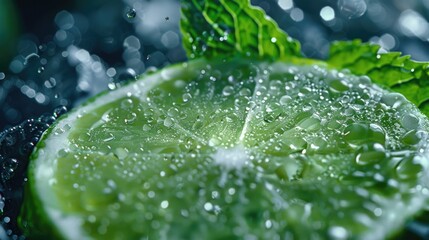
top-left (0, 0), bottom-right (19, 68)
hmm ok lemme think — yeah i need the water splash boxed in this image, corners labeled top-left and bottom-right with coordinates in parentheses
top-left (0, 106), bottom-right (67, 238)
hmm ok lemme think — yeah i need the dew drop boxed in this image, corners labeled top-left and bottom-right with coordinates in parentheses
top-left (124, 112), bottom-right (137, 124)
top-left (160, 200), bottom-right (169, 209)
top-left (279, 95), bottom-right (292, 105)
top-left (329, 79), bottom-right (349, 92)
top-left (53, 106), bottom-right (68, 118)
top-left (182, 93), bottom-right (192, 103)
top-left (265, 220), bottom-right (273, 229)
top-left (204, 202), bottom-right (213, 211)
top-left (355, 143), bottom-right (385, 165)
top-left (308, 137), bottom-right (328, 151)
top-left (381, 92), bottom-right (406, 109)
top-left (401, 113), bottom-right (420, 130)
top-left (329, 226), bottom-right (348, 239)
top-left (338, 0), bottom-right (367, 19)
top-left (142, 124), bottom-right (151, 131)
top-left (126, 8), bottom-right (137, 19)
top-left (2, 158), bottom-right (19, 173)
top-left (239, 88), bottom-right (251, 96)
top-left (343, 123), bottom-right (385, 147)
top-left (320, 6), bottom-right (336, 22)
top-left (164, 118), bottom-right (174, 128)
top-left (297, 116), bottom-right (321, 131)
top-left (37, 66), bottom-right (45, 74)
top-left (395, 156), bottom-right (423, 180)
top-left (114, 148), bottom-right (128, 160)
top-left (167, 107), bottom-right (179, 117)
top-left (401, 130), bottom-right (421, 145)
top-left (222, 86), bottom-right (234, 96)
top-left (121, 98), bottom-right (134, 109)
top-left (115, 68), bottom-right (136, 83)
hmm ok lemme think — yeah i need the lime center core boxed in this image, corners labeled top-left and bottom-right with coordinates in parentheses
top-left (211, 144), bottom-right (249, 170)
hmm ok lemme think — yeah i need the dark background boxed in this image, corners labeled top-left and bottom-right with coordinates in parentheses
top-left (1, 0), bottom-right (429, 131)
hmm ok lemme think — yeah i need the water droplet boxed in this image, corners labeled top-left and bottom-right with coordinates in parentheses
top-left (239, 88), bottom-right (251, 96)
top-left (381, 92), bottom-right (406, 109)
top-left (204, 202), bottom-right (213, 211)
top-left (265, 220), bottom-right (273, 229)
top-left (126, 8), bottom-right (137, 19)
top-left (164, 118), bottom-right (174, 128)
top-left (329, 226), bottom-right (348, 239)
top-left (160, 200), bottom-right (169, 209)
top-left (124, 112), bottom-right (137, 124)
top-left (115, 68), bottom-right (136, 84)
top-left (182, 93), bottom-right (192, 103)
top-left (320, 6), bottom-right (336, 22)
top-left (401, 130), bottom-right (421, 145)
top-left (297, 116), bottom-right (321, 131)
top-left (2, 158), bottom-right (18, 172)
top-left (222, 86), bottom-right (234, 96)
top-left (329, 79), bottom-right (349, 92)
top-left (355, 143), bottom-right (385, 165)
top-left (143, 124), bottom-right (151, 131)
top-left (401, 113), bottom-right (420, 130)
top-left (338, 0), bottom-right (367, 19)
top-left (308, 137), bottom-right (328, 151)
top-left (4, 133), bottom-right (17, 146)
top-left (20, 142), bottom-right (35, 155)
top-left (106, 67), bottom-right (117, 77)
top-left (24, 53), bottom-right (40, 66)
top-left (108, 83), bottom-right (116, 90)
top-left (167, 107), bottom-right (179, 117)
top-left (396, 156), bottom-right (423, 180)
top-left (374, 208), bottom-right (382, 217)
top-left (279, 95), bottom-right (292, 105)
top-left (228, 188), bottom-right (236, 195)
top-left (121, 99), bottom-right (134, 109)
top-left (343, 123), bottom-right (385, 147)
top-left (114, 148), bottom-right (128, 160)
top-left (37, 66), bottom-right (45, 74)
top-left (53, 106), bottom-right (68, 118)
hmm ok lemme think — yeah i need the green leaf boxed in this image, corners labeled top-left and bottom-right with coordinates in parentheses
top-left (327, 40), bottom-right (429, 116)
top-left (180, 0), bottom-right (301, 60)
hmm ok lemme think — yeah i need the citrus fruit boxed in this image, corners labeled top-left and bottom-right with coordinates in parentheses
top-left (19, 59), bottom-right (429, 239)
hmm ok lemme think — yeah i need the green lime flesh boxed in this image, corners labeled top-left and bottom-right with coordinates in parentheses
top-left (20, 59), bottom-right (429, 239)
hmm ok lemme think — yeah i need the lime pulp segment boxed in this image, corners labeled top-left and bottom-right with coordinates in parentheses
top-left (21, 59), bottom-right (429, 239)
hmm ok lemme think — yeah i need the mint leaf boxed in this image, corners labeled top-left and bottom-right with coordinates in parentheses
top-left (180, 0), bottom-right (301, 60)
top-left (327, 40), bottom-right (429, 116)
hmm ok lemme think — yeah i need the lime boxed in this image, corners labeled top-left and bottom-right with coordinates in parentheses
top-left (19, 59), bottom-right (429, 239)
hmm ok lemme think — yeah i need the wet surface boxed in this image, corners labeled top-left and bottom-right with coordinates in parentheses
top-left (1, 0), bottom-right (429, 239)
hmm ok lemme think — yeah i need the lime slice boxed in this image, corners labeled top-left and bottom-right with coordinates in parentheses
top-left (19, 59), bottom-right (429, 239)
